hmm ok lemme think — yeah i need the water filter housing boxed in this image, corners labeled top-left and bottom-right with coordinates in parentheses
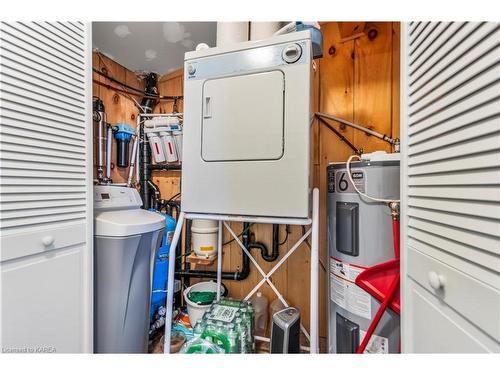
top-left (144, 117), bottom-right (182, 164)
top-left (113, 123), bottom-right (135, 168)
top-left (327, 155), bottom-right (400, 353)
top-left (182, 30), bottom-right (313, 218)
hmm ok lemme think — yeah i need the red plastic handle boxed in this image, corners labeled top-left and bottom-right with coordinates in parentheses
top-left (357, 214), bottom-right (401, 353)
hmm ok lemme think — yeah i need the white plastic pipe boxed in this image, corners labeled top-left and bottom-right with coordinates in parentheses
top-left (310, 187), bottom-right (320, 353)
top-left (216, 220), bottom-right (223, 301)
top-left (106, 125), bottom-right (112, 181)
top-left (274, 22), bottom-right (296, 36)
top-left (136, 140), bottom-right (140, 184)
top-left (216, 22), bottom-right (249, 47)
top-left (163, 211), bottom-right (186, 354)
top-left (97, 110), bottom-right (106, 181)
top-left (127, 136), bottom-right (138, 187)
top-left (136, 117), bottom-right (141, 184)
top-left (249, 22), bottom-right (282, 40)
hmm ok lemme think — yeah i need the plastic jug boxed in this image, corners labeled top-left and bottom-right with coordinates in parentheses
top-left (250, 292), bottom-right (268, 336)
top-left (269, 298), bottom-right (286, 323)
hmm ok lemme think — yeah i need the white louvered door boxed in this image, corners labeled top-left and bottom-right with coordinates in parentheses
top-left (0, 22), bottom-right (92, 353)
top-left (401, 22), bottom-right (500, 353)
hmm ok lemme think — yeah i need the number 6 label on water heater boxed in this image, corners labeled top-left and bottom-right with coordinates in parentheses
top-left (333, 170), bottom-right (366, 194)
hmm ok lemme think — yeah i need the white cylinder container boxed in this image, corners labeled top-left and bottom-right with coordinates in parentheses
top-left (146, 132), bottom-right (165, 163)
top-left (191, 219), bottom-right (218, 257)
top-left (216, 22), bottom-right (249, 47)
top-left (173, 130), bottom-right (183, 162)
top-left (160, 131), bottom-right (178, 162)
top-left (249, 22), bottom-right (282, 41)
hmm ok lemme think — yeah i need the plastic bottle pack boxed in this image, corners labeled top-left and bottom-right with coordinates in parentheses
top-left (181, 298), bottom-right (255, 354)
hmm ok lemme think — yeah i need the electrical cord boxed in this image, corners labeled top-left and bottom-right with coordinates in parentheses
top-left (93, 80), bottom-right (165, 100)
top-left (162, 192), bottom-right (181, 208)
top-left (278, 224), bottom-right (290, 246)
top-left (222, 223), bottom-right (255, 246)
top-left (346, 155), bottom-right (400, 203)
top-left (93, 53), bottom-right (183, 101)
top-left (93, 67), bottom-right (150, 96)
top-left (95, 53), bottom-right (145, 112)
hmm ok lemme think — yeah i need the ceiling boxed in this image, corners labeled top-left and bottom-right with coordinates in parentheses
top-left (92, 22), bottom-right (217, 75)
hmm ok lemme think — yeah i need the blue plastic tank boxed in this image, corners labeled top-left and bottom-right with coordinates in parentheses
top-left (149, 210), bottom-right (176, 321)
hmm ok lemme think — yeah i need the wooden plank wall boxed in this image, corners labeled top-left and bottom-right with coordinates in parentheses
top-left (92, 52), bottom-right (144, 182)
top-left (92, 22), bottom-right (400, 352)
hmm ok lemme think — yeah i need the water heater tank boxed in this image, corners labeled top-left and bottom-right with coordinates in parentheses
top-left (327, 154), bottom-right (400, 353)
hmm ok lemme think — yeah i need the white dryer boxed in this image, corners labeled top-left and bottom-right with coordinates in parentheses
top-left (182, 30), bottom-right (313, 218)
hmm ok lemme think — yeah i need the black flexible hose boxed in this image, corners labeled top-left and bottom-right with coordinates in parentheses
top-left (147, 180), bottom-right (161, 211)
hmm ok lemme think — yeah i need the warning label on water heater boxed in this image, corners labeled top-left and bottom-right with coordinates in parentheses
top-left (329, 257), bottom-right (371, 320)
top-left (360, 330), bottom-right (389, 354)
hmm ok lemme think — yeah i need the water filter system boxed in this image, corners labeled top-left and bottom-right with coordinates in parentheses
top-left (144, 116), bottom-right (183, 164)
top-left (93, 97), bottom-right (139, 185)
top-left (93, 97), bottom-right (112, 184)
top-left (113, 123), bottom-right (135, 168)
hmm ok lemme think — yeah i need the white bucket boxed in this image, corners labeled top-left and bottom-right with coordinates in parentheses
top-left (191, 219), bottom-right (218, 257)
top-left (183, 281), bottom-right (225, 325)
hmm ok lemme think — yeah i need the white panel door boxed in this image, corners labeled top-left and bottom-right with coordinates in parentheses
top-left (401, 21), bottom-right (500, 353)
top-left (0, 21), bottom-right (92, 353)
top-left (201, 70), bottom-right (285, 161)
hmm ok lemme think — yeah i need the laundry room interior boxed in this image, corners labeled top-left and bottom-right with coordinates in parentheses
top-left (0, 14), bottom-right (499, 360)
top-left (91, 21), bottom-right (401, 354)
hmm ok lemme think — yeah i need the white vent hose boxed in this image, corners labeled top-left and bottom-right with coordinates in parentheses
top-left (346, 154), bottom-right (400, 203)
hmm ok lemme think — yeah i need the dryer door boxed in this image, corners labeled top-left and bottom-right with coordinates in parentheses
top-left (201, 70), bottom-right (285, 162)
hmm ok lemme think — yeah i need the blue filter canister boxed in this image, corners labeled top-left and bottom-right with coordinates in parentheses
top-left (149, 211), bottom-right (176, 322)
top-left (113, 123), bottom-right (135, 168)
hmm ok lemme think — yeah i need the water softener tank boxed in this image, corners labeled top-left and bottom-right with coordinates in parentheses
top-left (94, 185), bottom-right (164, 353)
top-left (327, 153), bottom-right (400, 353)
top-left (149, 211), bottom-right (176, 322)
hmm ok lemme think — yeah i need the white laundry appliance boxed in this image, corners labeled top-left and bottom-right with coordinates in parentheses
top-left (181, 30), bottom-right (313, 218)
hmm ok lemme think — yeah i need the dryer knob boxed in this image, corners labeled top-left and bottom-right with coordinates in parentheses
top-left (187, 64), bottom-right (196, 75)
top-left (282, 43), bottom-right (302, 63)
